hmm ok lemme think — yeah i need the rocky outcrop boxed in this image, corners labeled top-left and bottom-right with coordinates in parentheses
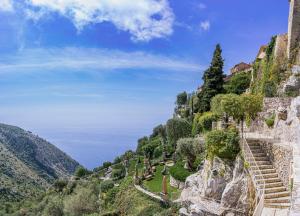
top-left (170, 175), bottom-right (185, 189)
top-left (180, 156), bottom-right (252, 216)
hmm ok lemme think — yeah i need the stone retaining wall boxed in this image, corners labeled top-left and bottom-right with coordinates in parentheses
top-left (247, 97), bottom-right (292, 136)
top-left (259, 141), bottom-right (293, 188)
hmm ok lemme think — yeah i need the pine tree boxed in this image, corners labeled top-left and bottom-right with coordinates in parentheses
top-left (196, 44), bottom-right (225, 113)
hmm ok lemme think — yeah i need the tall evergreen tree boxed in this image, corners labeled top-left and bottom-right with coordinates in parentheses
top-left (196, 44), bottom-right (225, 113)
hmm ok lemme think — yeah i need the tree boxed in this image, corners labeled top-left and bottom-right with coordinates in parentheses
top-left (102, 161), bottom-right (112, 169)
top-left (205, 128), bottom-right (240, 160)
top-left (211, 93), bottom-right (263, 126)
top-left (224, 72), bottom-right (251, 95)
top-left (136, 136), bottom-right (149, 155)
top-left (166, 118), bottom-right (192, 149)
top-left (176, 138), bottom-right (203, 170)
top-left (211, 94), bottom-right (244, 121)
top-left (75, 166), bottom-right (90, 178)
top-left (176, 91), bottom-right (188, 106)
top-left (196, 44), bottom-right (225, 113)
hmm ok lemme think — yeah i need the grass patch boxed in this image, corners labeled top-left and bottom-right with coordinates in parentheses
top-left (143, 165), bottom-right (181, 201)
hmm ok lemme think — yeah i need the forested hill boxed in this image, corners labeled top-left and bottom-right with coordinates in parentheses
top-left (0, 123), bottom-right (80, 201)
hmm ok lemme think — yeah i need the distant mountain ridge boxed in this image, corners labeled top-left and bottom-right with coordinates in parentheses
top-left (0, 123), bottom-right (80, 201)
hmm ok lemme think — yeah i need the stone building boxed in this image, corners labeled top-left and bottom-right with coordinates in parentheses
top-left (230, 62), bottom-right (252, 74)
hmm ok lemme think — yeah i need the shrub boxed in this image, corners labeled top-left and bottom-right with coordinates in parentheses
top-left (263, 80), bottom-right (277, 97)
top-left (265, 113), bottom-right (276, 128)
top-left (176, 138), bottom-right (203, 170)
top-left (75, 166), bottom-right (90, 178)
top-left (166, 118), bottom-right (192, 148)
top-left (192, 112), bottom-right (218, 135)
top-left (100, 180), bottom-right (114, 193)
top-left (205, 128), bottom-right (240, 160)
top-left (103, 161), bottom-right (112, 169)
top-left (53, 179), bottom-right (68, 192)
top-left (111, 164), bottom-right (126, 180)
top-left (169, 162), bottom-right (192, 182)
top-left (42, 198), bottom-right (63, 216)
top-left (64, 188), bottom-right (98, 216)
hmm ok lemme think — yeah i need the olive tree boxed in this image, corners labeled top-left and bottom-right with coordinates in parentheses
top-left (176, 138), bottom-right (203, 170)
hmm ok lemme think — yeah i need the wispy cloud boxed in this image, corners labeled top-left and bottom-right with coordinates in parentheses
top-left (200, 20), bottom-right (210, 31)
top-left (0, 0), bottom-right (13, 12)
top-left (0, 47), bottom-right (201, 73)
top-left (2, 0), bottom-right (175, 42)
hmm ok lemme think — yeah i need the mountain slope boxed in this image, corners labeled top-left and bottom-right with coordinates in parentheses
top-left (0, 123), bottom-right (80, 201)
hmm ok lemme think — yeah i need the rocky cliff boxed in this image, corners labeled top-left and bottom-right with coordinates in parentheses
top-left (179, 156), bottom-right (254, 216)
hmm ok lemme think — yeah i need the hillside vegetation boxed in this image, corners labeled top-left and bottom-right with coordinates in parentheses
top-left (0, 123), bottom-right (80, 203)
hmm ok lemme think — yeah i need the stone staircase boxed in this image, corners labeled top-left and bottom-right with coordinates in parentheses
top-left (248, 140), bottom-right (291, 210)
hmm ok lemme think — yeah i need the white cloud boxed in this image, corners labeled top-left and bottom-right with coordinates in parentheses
top-left (0, 0), bottom-right (13, 12)
top-left (200, 20), bottom-right (210, 31)
top-left (10, 0), bottom-right (175, 42)
top-left (0, 47), bottom-right (201, 73)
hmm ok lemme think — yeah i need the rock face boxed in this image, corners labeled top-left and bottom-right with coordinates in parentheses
top-left (180, 157), bottom-right (251, 216)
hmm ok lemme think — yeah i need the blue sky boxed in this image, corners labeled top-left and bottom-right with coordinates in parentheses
top-left (0, 0), bottom-right (289, 168)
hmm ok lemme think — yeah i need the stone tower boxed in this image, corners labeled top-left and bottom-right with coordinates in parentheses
top-left (288, 0), bottom-right (300, 60)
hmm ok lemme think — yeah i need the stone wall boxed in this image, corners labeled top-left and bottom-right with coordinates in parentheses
top-left (247, 97), bottom-right (292, 136)
top-left (274, 34), bottom-right (288, 61)
top-left (288, 0), bottom-right (300, 60)
top-left (258, 141), bottom-right (293, 188)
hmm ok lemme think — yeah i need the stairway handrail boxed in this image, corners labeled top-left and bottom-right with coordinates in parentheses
top-left (241, 135), bottom-right (265, 216)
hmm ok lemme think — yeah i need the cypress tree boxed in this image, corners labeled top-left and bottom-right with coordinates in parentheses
top-left (197, 44), bottom-right (225, 113)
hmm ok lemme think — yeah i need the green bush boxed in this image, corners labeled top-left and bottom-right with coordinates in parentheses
top-left (169, 162), bottom-right (192, 182)
top-left (100, 180), bottom-right (114, 193)
top-left (53, 179), bottom-right (68, 192)
top-left (75, 166), bottom-right (90, 178)
top-left (192, 112), bottom-right (218, 135)
top-left (64, 187), bottom-right (98, 216)
top-left (205, 128), bottom-right (240, 160)
top-left (265, 113), bottom-right (276, 128)
top-left (111, 164), bottom-right (126, 180)
top-left (224, 72), bottom-right (251, 95)
top-left (42, 198), bottom-right (64, 216)
top-left (263, 80), bottom-right (277, 97)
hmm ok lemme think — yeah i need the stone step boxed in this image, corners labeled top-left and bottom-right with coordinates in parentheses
top-left (253, 153), bottom-right (266, 157)
top-left (248, 143), bottom-right (261, 147)
top-left (260, 173), bottom-right (279, 179)
top-left (257, 177), bottom-right (282, 184)
top-left (258, 165), bottom-right (274, 170)
top-left (254, 156), bottom-right (269, 161)
top-left (263, 182), bottom-right (284, 189)
top-left (251, 149), bottom-right (264, 154)
top-left (249, 146), bottom-right (262, 150)
top-left (265, 197), bottom-right (290, 204)
top-left (265, 187), bottom-right (287, 194)
top-left (256, 161), bottom-right (272, 165)
top-left (260, 169), bottom-right (277, 174)
top-left (264, 203), bottom-right (291, 209)
top-left (264, 191), bottom-right (290, 199)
